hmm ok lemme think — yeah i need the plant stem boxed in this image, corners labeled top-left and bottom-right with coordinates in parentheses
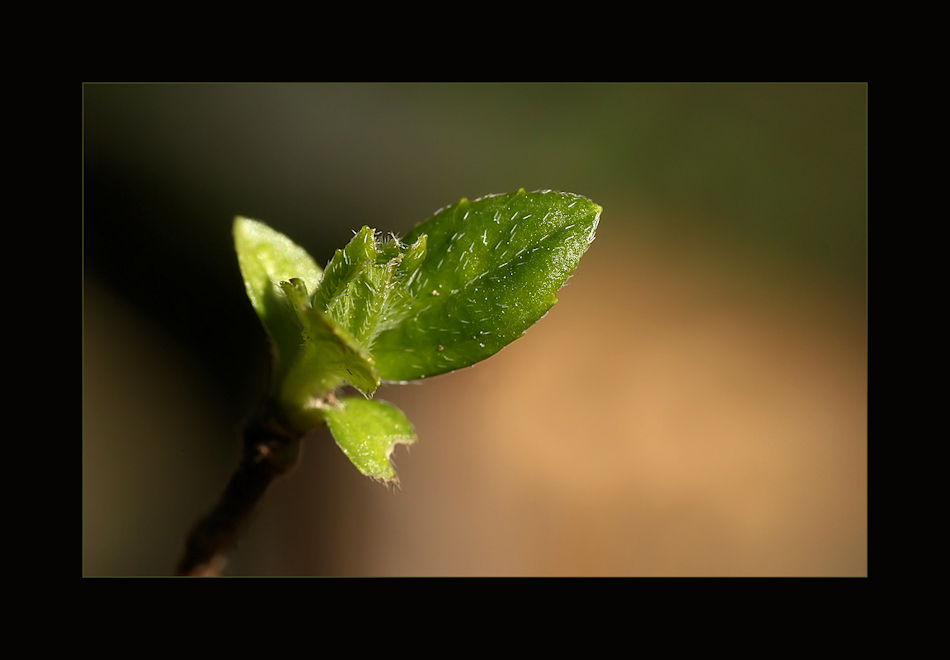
top-left (176, 412), bottom-right (301, 576)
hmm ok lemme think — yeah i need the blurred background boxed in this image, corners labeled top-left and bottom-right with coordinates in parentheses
top-left (83, 84), bottom-right (866, 576)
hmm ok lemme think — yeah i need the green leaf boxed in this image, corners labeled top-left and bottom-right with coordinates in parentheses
top-left (313, 227), bottom-right (427, 351)
top-left (233, 217), bottom-right (323, 391)
top-left (310, 226), bottom-right (377, 318)
top-left (276, 279), bottom-right (379, 425)
top-left (233, 218), bottom-right (379, 428)
top-left (372, 190), bottom-right (601, 381)
top-left (319, 397), bottom-right (417, 483)
top-left (233, 217), bottom-right (323, 328)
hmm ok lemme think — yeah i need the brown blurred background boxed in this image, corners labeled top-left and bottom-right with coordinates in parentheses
top-left (83, 84), bottom-right (866, 576)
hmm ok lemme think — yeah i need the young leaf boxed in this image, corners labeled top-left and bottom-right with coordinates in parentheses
top-left (310, 226), bottom-right (377, 317)
top-left (276, 279), bottom-right (379, 426)
top-left (233, 217), bottom-right (324, 314)
top-left (372, 190), bottom-right (601, 381)
top-left (233, 218), bottom-right (324, 390)
top-left (319, 397), bottom-right (417, 482)
top-left (234, 218), bottom-right (379, 427)
top-left (314, 227), bottom-right (427, 351)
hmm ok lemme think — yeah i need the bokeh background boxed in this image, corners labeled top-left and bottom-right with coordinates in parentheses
top-left (83, 84), bottom-right (866, 576)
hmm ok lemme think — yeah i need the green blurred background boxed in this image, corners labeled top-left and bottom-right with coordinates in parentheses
top-left (83, 84), bottom-right (866, 576)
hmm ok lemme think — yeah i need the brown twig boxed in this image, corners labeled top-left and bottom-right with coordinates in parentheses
top-left (176, 413), bottom-right (301, 576)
